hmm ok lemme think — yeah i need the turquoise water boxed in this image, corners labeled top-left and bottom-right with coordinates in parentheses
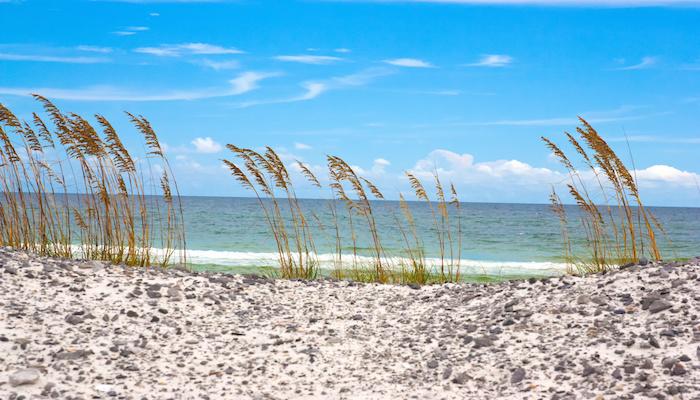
top-left (178, 197), bottom-right (700, 276)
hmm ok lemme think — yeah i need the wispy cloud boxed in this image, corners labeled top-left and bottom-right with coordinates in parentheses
top-left (615, 56), bottom-right (658, 70)
top-left (382, 58), bottom-right (434, 68)
top-left (274, 55), bottom-right (345, 64)
top-left (606, 135), bottom-right (700, 144)
top-left (87, 0), bottom-right (700, 4)
top-left (294, 142), bottom-right (313, 150)
top-left (198, 59), bottom-right (240, 70)
top-left (76, 45), bottom-right (113, 54)
top-left (466, 112), bottom-right (666, 127)
top-left (229, 71), bottom-right (281, 95)
top-left (472, 105), bottom-right (669, 126)
top-left (466, 54), bottom-right (513, 67)
top-left (237, 82), bottom-right (327, 108)
top-left (0, 52), bottom-right (110, 64)
top-left (335, 0), bottom-right (700, 6)
top-left (236, 67), bottom-right (394, 108)
top-left (389, 106), bottom-right (667, 130)
top-left (372, 88), bottom-right (464, 96)
top-left (680, 62), bottom-right (700, 71)
top-left (0, 71), bottom-right (278, 101)
top-left (335, 48), bottom-right (352, 53)
top-left (112, 26), bottom-right (149, 36)
top-left (135, 42), bottom-right (244, 57)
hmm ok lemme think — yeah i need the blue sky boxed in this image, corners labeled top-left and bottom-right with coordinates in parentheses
top-left (1, 0), bottom-right (699, 206)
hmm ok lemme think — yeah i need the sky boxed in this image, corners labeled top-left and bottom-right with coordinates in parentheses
top-left (1, 0), bottom-right (699, 206)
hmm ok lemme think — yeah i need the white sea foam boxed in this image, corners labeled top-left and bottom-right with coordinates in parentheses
top-left (176, 249), bottom-right (566, 276)
top-left (46, 244), bottom-right (565, 276)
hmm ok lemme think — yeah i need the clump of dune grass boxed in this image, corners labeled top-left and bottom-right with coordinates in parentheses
top-left (0, 95), bottom-right (186, 267)
top-left (223, 145), bottom-right (319, 279)
top-left (224, 145), bottom-right (465, 284)
top-left (405, 171), bottom-right (462, 283)
top-left (543, 117), bottom-right (663, 274)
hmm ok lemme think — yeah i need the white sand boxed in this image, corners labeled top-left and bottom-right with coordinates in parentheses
top-left (1, 249), bottom-right (698, 399)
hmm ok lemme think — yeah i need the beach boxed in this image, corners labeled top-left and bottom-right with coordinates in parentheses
top-left (1, 248), bottom-right (698, 399)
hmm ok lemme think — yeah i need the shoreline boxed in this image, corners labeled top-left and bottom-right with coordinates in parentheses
top-left (1, 249), bottom-right (699, 399)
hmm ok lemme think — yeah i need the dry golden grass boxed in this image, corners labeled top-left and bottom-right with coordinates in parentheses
top-left (223, 145), bottom-right (319, 279)
top-left (543, 117), bottom-right (663, 274)
top-left (0, 96), bottom-right (185, 267)
top-left (224, 145), bottom-right (464, 284)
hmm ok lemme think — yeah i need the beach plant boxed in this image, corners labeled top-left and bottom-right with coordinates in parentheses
top-left (405, 172), bottom-right (462, 283)
top-left (543, 117), bottom-right (663, 274)
top-left (224, 146), bottom-right (465, 285)
top-left (327, 155), bottom-right (390, 282)
top-left (223, 145), bottom-right (320, 280)
top-left (0, 96), bottom-right (186, 267)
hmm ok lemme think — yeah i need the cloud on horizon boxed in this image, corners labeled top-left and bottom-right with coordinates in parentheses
top-left (410, 149), bottom-right (700, 194)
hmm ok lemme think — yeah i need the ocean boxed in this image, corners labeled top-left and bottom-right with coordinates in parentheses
top-left (177, 196), bottom-right (700, 277)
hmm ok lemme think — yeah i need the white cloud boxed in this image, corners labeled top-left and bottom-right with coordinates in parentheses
top-left (298, 82), bottom-right (329, 100)
top-left (112, 26), bottom-right (149, 36)
top-left (274, 55), bottom-right (345, 64)
top-left (294, 142), bottom-right (312, 150)
top-left (411, 149), bottom-right (561, 185)
top-left (466, 54), bottom-right (513, 67)
top-left (335, 48), bottom-right (352, 53)
top-left (0, 52), bottom-right (109, 64)
top-left (372, 158), bottom-right (391, 174)
top-left (199, 59), bottom-right (240, 70)
top-left (634, 165), bottom-right (700, 187)
top-left (236, 67), bottom-right (393, 108)
top-left (331, 68), bottom-right (387, 85)
top-left (149, 12), bottom-right (160, 16)
top-left (374, 158), bottom-right (391, 166)
top-left (382, 58), bottom-right (434, 68)
top-left (135, 42), bottom-right (244, 57)
top-left (230, 71), bottom-right (279, 95)
top-left (615, 56), bottom-right (658, 70)
top-left (415, 149), bottom-right (699, 190)
top-left (0, 71), bottom-right (278, 101)
top-left (237, 82), bottom-right (327, 108)
top-left (76, 45), bottom-right (113, 54)
top-left (191, 137), bottom-right (223, 154)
